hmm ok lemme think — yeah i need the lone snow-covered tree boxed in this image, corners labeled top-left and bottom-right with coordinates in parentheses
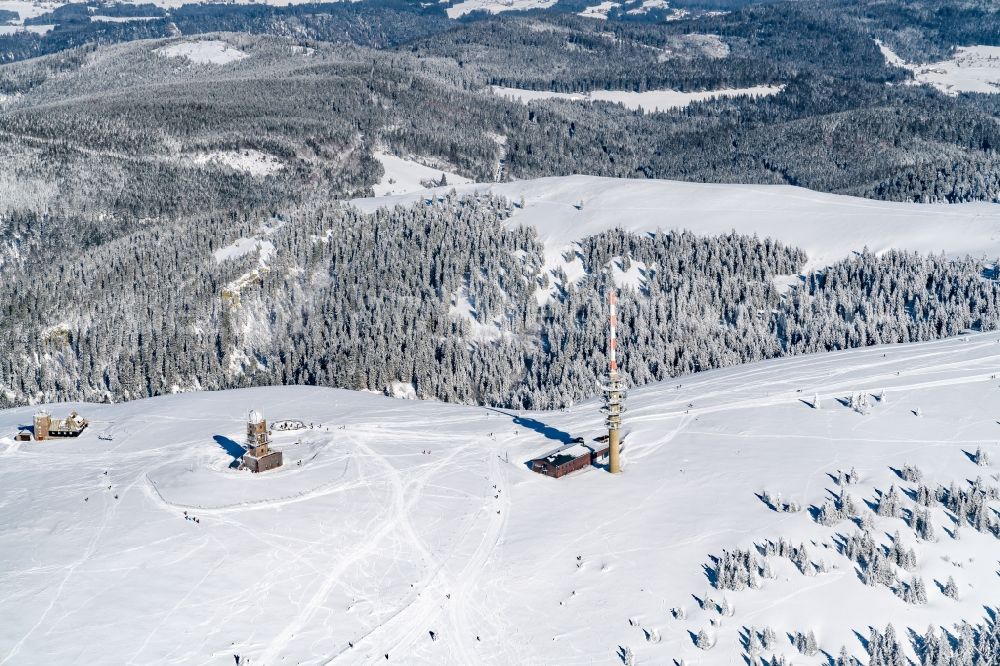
top-left (943, 575), bottom-right (959, 599)
top-left (748, 626), bottom-right (762, 657)
top-left (762, 626), bottom-right (777, 650)
top-left (719, 596), bottom-right (734, 616)
top-left (695, 629), bottom-right (712, 650)
top-left (836, 645), bottom-right (863, 665)
top-left (795, 630), bottom-right (819, 656)
top-left (877, 485), bottom-right (902, 518)
top-left (912, 508), bottom-right (935, 541)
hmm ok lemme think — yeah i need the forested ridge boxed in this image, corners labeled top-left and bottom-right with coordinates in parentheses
top-left (1, 1), bottom-right (1000, 410)
top-left (3, 193), bottom-right (999, 410)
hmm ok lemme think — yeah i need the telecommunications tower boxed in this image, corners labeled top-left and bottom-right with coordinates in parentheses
top-left (602, 289), bottom-right (626, 473)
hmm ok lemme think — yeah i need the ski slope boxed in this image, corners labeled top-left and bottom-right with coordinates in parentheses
top-left (2, 334), bottom-right (1000, 664)
top-left (351, 174), bottom-right (1000, 273)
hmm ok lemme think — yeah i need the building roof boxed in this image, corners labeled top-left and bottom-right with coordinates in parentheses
top-left (533, 443), bottom-right (593, 468)
top-left (248, 409), bottom-right (263, 425)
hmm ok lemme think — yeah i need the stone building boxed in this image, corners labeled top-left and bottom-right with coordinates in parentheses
top-left (241, 409), bottom-right (283, 473)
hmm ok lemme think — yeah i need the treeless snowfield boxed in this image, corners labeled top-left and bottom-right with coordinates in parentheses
top-left (155, 39), bottom-right (249, 65)
top-left (373, 152), bottom-right (472, 197)
top-left (351, 174), bottom-right (1000, 273)
top-left (578, 1), bottom-right (620, 20)
top-left (491, 84), bottom-right (784, 113)
top-left (879, 41), bottom-right (1000, 95)
top-left (0, 0), bottom-right (61, 25)
top-left (192, 149), bottom-right (284, 177)
top-left (2, 334), bottom-right (999, 664)
top-left (0, 23), bottom-right (51, 34)
top-left (446, 0), bottom-right (557, 19)
top-left (89, 15), bottom-right (160, 23)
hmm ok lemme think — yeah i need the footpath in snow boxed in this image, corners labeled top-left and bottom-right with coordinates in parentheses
top-left (2, 334), bottom-right (1000, 663)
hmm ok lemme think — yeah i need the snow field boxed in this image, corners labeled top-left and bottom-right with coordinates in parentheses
top-left (578, 1), bottom-right (620, 20)
top-left (0, 0), bottom-right (61, 25)
top-left (351, 174), bottom-right (1000, 276)
top-left (491, 83), bottom-right (784, 113)
top-left (879, 41), bottom-right (1000, 96)
top-left (192, 149), bottom-right (284, 177)
top-left (154, 40), bottom-right (249, 65)
top-left (445, 0), bottom-right (558, 20)
top-left (2, 334), bottom-right (1000, 663)
top-left (373, 152), bottom-right (473, 197)
top-left (0, 23), bottom-right (51, 34)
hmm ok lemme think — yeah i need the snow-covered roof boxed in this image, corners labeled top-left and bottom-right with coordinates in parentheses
top-left (534, 442), bottom-right (593, 466)
top-left (248, 409), bottom-right (263, 425)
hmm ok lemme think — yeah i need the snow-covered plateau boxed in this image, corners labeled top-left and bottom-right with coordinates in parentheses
top-left (2, 333), bottom-right (1000, 664)
top-left (351, 174), bottom-right (1000, 272)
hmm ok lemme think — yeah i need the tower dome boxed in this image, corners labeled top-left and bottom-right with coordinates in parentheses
top-left (248, 409), bottom-right (263, 425)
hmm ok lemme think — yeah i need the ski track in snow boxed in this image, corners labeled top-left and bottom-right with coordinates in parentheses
top-left (3, 335), bottom-right (1000, 663)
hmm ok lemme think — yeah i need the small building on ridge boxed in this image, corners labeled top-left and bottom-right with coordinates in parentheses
top-left (241, 410), bottom-right (283, 473)
top-left (32, 411), bottom-right (88, 440)
top-left (529, 442), bottom-right (609, 479)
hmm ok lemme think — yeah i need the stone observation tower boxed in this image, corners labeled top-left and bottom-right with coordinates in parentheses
top-left (34, 411), bottom-right (50, 440)
top-left (241, 409), bottom-right (283, 473)
top-left (601, 290), bottom-right (626, 474)
top-left (31, 410), bottom-right (87, 440)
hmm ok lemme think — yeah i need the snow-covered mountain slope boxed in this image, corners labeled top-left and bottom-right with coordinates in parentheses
top-left (352, 174), bottom-right (1000, 271)
top-left (2, 334), bottom-right (1000, 664)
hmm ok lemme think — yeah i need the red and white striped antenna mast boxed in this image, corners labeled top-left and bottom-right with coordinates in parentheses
top-left (602, 288), bottom-right (626, 474)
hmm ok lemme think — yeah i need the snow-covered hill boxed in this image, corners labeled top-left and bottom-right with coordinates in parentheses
top-left (352, 174), bottom-right (1000, 272)
top-left (2, 334), bottom-right (999, 664)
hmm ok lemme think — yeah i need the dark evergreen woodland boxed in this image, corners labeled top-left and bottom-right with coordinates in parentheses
top-left (4, 193), bottom-right (1000, 409)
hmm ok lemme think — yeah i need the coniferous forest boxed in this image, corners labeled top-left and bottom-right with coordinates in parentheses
top-left (4, 192), bottom-right (1000, 409)
top-left (1, 0), bottom-right (1000, 410)
top-left (3, 0), bottom-right (1000, 661)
